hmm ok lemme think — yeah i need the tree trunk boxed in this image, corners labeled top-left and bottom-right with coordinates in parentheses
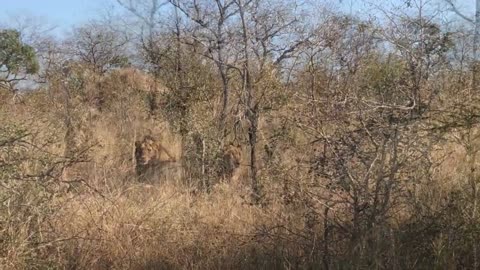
top-left (473, 0), bottom-right (480, 91)
top-left (248, 106), bottom-right (259, 202)
top-left (237, 0), bottom-right (261, 202)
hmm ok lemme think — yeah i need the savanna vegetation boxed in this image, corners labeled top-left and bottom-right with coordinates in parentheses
top-left (2, 0), bottom-right (480, 269)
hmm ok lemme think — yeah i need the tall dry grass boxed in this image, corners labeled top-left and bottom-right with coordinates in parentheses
top-left (25, 182), bottom-right (307, 270)
top-left (2, 66), bottom-right (479, 269)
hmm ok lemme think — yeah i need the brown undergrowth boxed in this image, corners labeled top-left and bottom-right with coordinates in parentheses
top-left (33, 182), bottom-right (307, 270)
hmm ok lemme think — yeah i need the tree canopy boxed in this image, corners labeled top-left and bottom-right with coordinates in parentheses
top-left (0, 29), bottom-right (39, 89)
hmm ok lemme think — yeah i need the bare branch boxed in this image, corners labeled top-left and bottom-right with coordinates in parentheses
top-left (444, 0), bottom-right (474, 24)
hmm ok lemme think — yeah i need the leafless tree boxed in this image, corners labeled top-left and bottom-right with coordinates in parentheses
top-left (66, 21), bottom-right (129, 74)
top-left (444, 0), bottom-right (480, 90)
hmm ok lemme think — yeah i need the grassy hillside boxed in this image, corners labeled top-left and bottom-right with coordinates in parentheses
top-left (2, 1), bottom-right (480, 269)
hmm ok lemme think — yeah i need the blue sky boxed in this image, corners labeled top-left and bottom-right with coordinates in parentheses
top-left (0, 0), bottom-right (476, 32)
top-left (1, 0), bottom-right (114, 32)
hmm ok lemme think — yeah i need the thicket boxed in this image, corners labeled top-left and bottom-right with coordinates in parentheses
top-left (2, 0), bottom-right (480, 269)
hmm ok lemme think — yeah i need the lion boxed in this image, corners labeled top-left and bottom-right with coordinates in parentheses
top-left (221, 143), bottom-right (244, 185)
top-left (135, 135), bottom-right (178, 183)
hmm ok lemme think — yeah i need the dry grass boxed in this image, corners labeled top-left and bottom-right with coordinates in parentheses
top-left (2, 66), bottom-right (478, 269)
top-left (29, 182), bottom-right (298, 270)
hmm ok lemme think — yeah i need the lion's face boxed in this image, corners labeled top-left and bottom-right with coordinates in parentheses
top-left (223, 143), bottom-right (242, 177)
top-left (135, 136), bottom-right (179, 181)
top-left (135, 135), bottom-right (177, 178)
top-left (135, 136), bottom-right (160, 169)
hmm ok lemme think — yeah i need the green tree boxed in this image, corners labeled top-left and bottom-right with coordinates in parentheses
top-left (0, 29), bottom-right (39, 90)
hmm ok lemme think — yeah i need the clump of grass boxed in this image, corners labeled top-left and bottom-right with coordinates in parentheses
top-left (45, 182), bottom-right (296, 269)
